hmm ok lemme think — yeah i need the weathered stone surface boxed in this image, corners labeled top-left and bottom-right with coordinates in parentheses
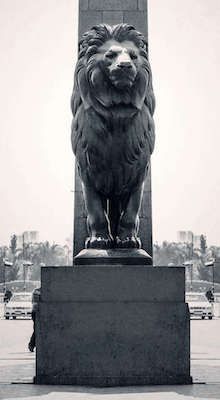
top-left (73, 217), bottom-right (88, 257)
top-left (124, 11), bottom-right (148, 38)
top-left (36, 266), bottom-right (191, 385)
top-left (74, 248), bottom-right (152, 265)
top-left (138, 0), bottom-right (147, 11)
top-left (41, 266), bottom-right (185, 303)
top-left (74, 190), bottom-right (87, 218)
top-left (139, 192), bottom-right (151, 218)
top-left (139, 217), bottom-right (152, 256)
top-left (89, 0), bottom-right (138, 11)
top-left (79, 11), bottom-right (102, 37)
top-left (102, 11), bottom-right (123, 24)
top-left (143, 162), bottom-right (151, 191)
top-left (79, 0), bottom-right (89, 10)
top-left (36, 302), bottom-right (190, 385)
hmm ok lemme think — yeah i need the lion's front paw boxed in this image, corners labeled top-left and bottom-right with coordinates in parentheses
top-left (115, 236), bottom-right (141, 249)
top-left (85, 236), bottom-right (113, 249)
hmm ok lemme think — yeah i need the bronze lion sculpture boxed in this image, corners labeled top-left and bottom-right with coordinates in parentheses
top-left (71, 23), bottom-right (155, 249)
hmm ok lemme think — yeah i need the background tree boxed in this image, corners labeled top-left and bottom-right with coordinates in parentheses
top-left (154, 241), bottom-right (220, 285)
top-left (0, 246), bottom-right (8, 284)
top-left (10, 234), bottom-right (17, 256)
top-left (4, 235), bottom-right (20, 282)
top-left (200, 234), bottom-right (207, 255)
top-left (29, 242), bottom-right (66, 281)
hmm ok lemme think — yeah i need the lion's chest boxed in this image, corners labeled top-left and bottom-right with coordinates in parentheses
top-left (82, 115), bottom-right (149, 197)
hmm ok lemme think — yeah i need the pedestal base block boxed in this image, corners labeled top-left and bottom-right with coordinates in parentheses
top-left (36, 265), bottom-right (192, 386)
top-left (74, 248), bottom-right (152, 265)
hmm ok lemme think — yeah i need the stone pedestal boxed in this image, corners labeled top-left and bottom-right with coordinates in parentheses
top-left (74, 248), bottom-right (152, 265)
top-left (35, 263), bottom-right (192, 386)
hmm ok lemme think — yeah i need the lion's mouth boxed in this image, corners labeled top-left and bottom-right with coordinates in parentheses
top-left (110, 70), bottom-right (136, 89)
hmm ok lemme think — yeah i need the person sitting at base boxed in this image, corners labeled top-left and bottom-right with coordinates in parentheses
top-left (28, 287), bottom-right (41, 352)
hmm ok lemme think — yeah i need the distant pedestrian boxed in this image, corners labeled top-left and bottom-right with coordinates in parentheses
top-left (4, 289), bottom-right (12, 303)
top-left (206, 288), bottom-right (214, 303)
top-left (28, 287), bottom-right (41, 352)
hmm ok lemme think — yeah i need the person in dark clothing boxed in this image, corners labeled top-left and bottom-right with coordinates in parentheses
top-left (28, 287), bottom-right (41, 352)
top-left (4, 289), bottom-right (12, 303)
top-left (206, 288), bottom-right (214, 303)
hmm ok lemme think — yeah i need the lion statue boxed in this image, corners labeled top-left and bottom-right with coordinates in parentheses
top-left (71, 23), bottom-right (155, 249)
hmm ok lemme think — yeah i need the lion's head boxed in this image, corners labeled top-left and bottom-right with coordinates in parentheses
top-left (71, 23), bottom-right (155, 117)
top-left (96, 39), bottom-right (139, 89)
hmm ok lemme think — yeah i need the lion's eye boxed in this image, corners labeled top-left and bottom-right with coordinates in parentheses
top-left (106, 52), bottom-right (116, 59)
top-left (130, 52), bottom-right (138, 60)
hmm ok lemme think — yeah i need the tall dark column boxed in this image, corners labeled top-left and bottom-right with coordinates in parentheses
top-left (73, 0), bottom-right (153, 258)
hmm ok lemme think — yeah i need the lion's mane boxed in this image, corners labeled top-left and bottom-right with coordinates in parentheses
top-left (71, 23), bottom-right (155, 198)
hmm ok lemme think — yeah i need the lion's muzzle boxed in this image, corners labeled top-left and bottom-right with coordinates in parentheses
top-left (105, 45), bottom-right (138, 89)
top-left (110, 67), bottom-right (136, 89)
top-left (110, 59), bottom-right (137, 88)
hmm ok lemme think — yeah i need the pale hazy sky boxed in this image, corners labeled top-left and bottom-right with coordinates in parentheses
top-left (0, 0), bottom-right (219, 246)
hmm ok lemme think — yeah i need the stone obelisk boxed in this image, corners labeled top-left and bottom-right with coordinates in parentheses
top-left (73, 0), bottom-right (153, 258)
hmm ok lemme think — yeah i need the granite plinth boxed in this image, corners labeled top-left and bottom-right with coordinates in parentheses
top-left (40, 266), bottom-right (185, 303)
top-left (36, 264), bottom-right (192, 386)
top-left (74, 248), bottom-right (152, 265)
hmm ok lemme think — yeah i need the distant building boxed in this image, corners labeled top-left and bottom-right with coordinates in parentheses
top-left (16, 235), bottom-right (23, 249)
top-left (177, 231), bottom-right (207, 250)
top-left (16, 231), bottom-right (39, 249)
top-left (193, 235), bottom-right (201, 249)
top-left (23, 231), bottom-right (39, 244)
top-left (177, 231), bottom-right (193, 244)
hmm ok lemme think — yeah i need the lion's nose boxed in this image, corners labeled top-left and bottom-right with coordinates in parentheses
top-left (117, 61), bottom-right (132, 69)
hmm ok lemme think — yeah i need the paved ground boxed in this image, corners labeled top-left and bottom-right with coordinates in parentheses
top-left (0, 318), bottom-right (220, 399)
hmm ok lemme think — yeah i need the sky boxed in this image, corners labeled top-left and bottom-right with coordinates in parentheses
top-left (0, 0), bottom-right (219, 247)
